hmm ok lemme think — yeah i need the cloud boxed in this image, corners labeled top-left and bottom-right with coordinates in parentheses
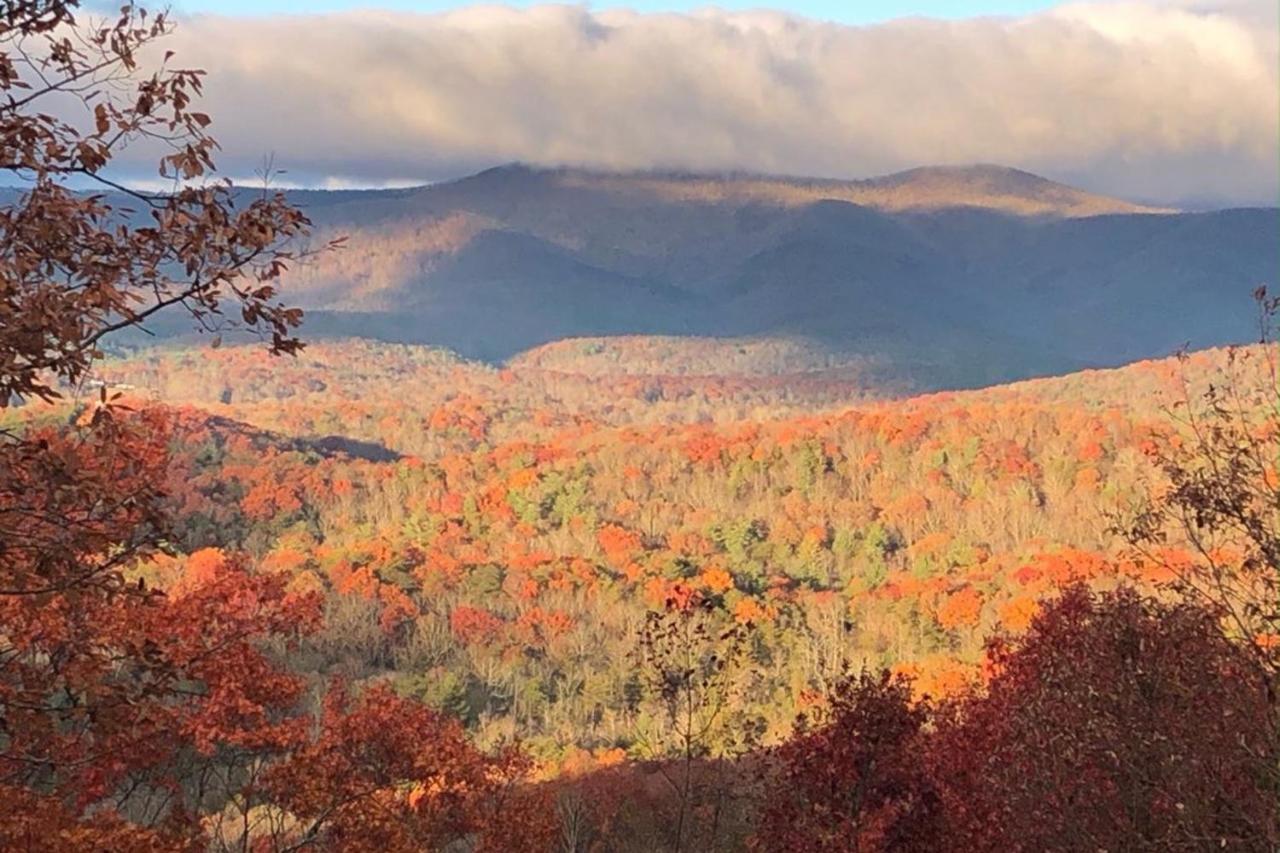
top-left (121, 1), bottom-right (1276, 206)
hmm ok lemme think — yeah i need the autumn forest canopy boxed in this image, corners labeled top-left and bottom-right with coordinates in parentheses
top-left (1, 1), bottom-right (1278, 851)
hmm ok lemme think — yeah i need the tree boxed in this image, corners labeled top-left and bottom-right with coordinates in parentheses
top-left (0, 2), bottom-right (325, 408)
top-left (0, 420), bottom-right (320, 841)
top-left (753, 669), bottom-right (941, 852)
top-left (761, 586), bottom-right (1275, 852)
top-left (1119, 292), bottom-right (1280, 821)
top-left (248, 683), bottom-right (554, 853)
top-left (1124, 290), bottom-right (1280, 674)
top-left (632, 593), bottom-right (752, 852)
top-left (931, 585), bottom-right (1276, 851)
top-left (0, 0), bottom-right (323, 841)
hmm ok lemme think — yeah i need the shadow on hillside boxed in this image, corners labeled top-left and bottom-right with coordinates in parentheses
top-left (310, 435), bottom-right (403, 463)
top-left (541, 755), bottom-right (763, 852)
top-left (189, 413), bottom-right (403, 464)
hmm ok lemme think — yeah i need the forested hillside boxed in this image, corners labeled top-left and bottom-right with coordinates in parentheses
top-left (74, 340), bottom-right (1260, 747)
top-left (34, 334), bottom-right (1267, 848)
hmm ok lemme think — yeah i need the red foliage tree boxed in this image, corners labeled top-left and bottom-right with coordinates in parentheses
top-left (450, 604), bottom-right (505, 644)
top-left (932, 585), bottom-right (1277, 851)
top-left (761, 587), bottom-right (1276, 851)
top-left (0, 1), bottom-right (330, 843)
top-left (753, 670), bottom-right (941, 852)
top-left (0, 784), bottom-right (185, 852)
top-left (0, 413), bottom-right (322, 841)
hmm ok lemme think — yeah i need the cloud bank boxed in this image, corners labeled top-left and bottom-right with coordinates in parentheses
top-left (141, 1), bottom-right (1277, 206)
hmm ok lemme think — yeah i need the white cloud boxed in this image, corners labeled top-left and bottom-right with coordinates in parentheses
top-left (117, 1), bottom-right (1277, 206)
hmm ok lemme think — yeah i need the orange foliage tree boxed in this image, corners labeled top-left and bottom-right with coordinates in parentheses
top-left (0, 0), bottom-right (321, 837)
top-left (251, 684), bottom-right (553, 853)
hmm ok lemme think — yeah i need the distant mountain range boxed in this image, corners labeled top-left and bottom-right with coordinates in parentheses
top-left (143, 164), bottom-right (1280, 390)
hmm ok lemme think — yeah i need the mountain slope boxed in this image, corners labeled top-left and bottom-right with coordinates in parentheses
top-left (226, 165), bottom-right (1277, 388)
top-left (549, 163), bottom-right (1169, 218)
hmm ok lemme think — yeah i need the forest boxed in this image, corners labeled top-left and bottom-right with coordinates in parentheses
top-left (1, 2), bottom-right (1277, 851)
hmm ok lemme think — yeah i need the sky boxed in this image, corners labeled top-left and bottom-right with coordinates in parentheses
top-left (102, 0), bottom-right (1279, 207)
top-left (166, 1), bottom-right (1061, 24)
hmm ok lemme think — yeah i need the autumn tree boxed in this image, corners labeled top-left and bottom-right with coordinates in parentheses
top-left (0, 0), bottom-right (324, 842)
top-left (244, 683), bottom-right (554, 853)
top-left (0, 414), bottom-right (322, 843)
top-left (1125, 290), bottom-right (1280, 673)
top-left (632, 593), bottom-right (753, 852)
top-left (0, 3), bottom-right (324, 408)
top-left (760, 586), bottom-right (1275, 851)
top-left (931, 585), bottom-right (1276, 851)
top-left (753, 669), bottom-right (941, 852)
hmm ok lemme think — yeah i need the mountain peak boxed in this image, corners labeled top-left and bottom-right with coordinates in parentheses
top-left (878, 163), bottom-right (1053, 189)
top-left (865, 164), bottom-right (1170, 216)
top-left (468, 162), bottom-right (1171, 218)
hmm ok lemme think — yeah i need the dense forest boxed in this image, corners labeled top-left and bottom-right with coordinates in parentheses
top-left (1, 2), bottom-right (1277, 851)
top-left (71, 337), bottom-right (1270, 737)
top-left (8, 323), bottom-right (1272, 849)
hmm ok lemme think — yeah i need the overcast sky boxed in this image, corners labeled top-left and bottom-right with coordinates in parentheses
top-left (109, 1), bottom-right (1278, 207)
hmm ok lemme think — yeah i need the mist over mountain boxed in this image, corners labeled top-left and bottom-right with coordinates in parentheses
top-left (152, 163), bottom-right (1279, 390)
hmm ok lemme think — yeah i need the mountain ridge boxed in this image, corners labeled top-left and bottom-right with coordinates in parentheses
top-left (435, 161), bottom-right (1171, 219)
top-left (105, 163), bottom-right (1276, 391)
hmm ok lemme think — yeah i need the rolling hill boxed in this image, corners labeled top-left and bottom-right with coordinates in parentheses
top-left (126, 164), bottom-right (1280, 390)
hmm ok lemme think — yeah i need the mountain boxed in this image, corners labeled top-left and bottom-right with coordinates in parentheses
top-left (533, 163), bottom-right (1168, 218)
top-left (213, 165), bottom-right (1280, 389)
